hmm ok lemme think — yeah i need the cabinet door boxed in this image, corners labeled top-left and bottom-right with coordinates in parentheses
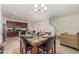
top-left (7, 21), bottom-right (15, 28)
top-left (7, 21), bottom-right (27, 28)
top-left (21, 23), bottom-right (27, 28)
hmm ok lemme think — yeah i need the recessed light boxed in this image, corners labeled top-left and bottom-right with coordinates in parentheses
top-left (34, 4), bottom-right (38, 8)
top-left (41, 4), bottom-right (45, 7)
top-left (44, 7), bottom-right (47, 11)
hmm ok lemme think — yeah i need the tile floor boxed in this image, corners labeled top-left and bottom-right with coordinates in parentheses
top-left (56, 39), bottom-right (79, 54)
top-left (3, 37), bottom-right (20, 54)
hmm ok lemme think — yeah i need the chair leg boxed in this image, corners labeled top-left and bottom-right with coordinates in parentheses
top-left (26, 49), bottom-right (27, 54)
top-left (46, 51), bottom-right (48, 54)
top-left (54, 36), bottom-right (56, 54)
top-left (37, 48), bottom-right (40, 54)
top-left (52, 49), bottom-right (53, 54)
top-left (20, 41), bottom-right (23, 54)
top-left (31, 49), bottom-right (32, 54)
top-left (52, 45), bottom-right (53, 54)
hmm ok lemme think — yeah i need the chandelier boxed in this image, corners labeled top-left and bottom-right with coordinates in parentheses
top-left (34, 4), bottom-right (47, 13)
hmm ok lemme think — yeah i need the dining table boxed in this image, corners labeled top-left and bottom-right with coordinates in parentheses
top-left (20, 35), bottom-right (56, 54)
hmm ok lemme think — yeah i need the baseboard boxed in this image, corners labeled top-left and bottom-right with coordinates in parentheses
top-left (60, 43), bottom-right (79, 51)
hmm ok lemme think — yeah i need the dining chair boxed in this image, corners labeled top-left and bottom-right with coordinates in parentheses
top-left (39, 36), bottom-right (55, 54)
top-left (20, 37), bottom-right (32, 54)
top-left (0, 44), bottom-right (4, 54)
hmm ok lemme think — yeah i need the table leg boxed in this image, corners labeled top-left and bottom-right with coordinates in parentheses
top-left (20, 40), bottom-right (23, 54)
top-left (54, 37), bottom-right (56, 54)
top-left (32, 45), bottom-right (39, 54)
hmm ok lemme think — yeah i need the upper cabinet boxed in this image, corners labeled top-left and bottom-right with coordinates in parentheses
top-left (7, 21), bottom-right (28, 28)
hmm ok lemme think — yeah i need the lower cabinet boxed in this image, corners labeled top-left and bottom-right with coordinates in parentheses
top-left (7, 31), bottom-right (18, 37)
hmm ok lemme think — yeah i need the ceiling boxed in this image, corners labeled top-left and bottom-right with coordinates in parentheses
top-left (1, 4), bottom-right (79, 22)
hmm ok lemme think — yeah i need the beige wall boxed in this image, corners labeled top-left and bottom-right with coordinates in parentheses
top-left (0, 5), bottom-right (3, 44)
top-left (3, 17), bottom-right (28, 24)
top-left (28, 19), bottom-right (54, 35)
top-left (53, 14), bottom-right (79, 35)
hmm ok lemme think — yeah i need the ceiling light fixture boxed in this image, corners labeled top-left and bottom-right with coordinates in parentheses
top-left (34, 4), bottom-right (47, 13)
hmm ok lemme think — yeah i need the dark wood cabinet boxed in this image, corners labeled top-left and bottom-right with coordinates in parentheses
top-left (7, 21), bottom-right (27, 28)
top-left (7, 21), bottom-right (28, 37)
top-left (7, 31), bottom-right (18, 37)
